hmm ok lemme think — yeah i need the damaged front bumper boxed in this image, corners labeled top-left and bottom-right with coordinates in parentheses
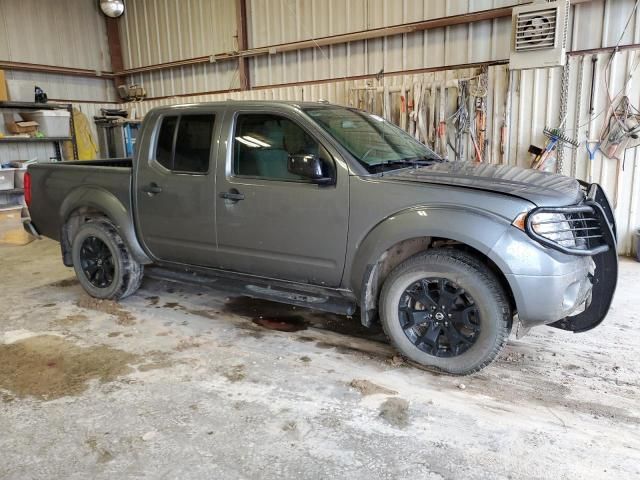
top-left (496, 182), bottom-right (618, 334)
top-left (548, 182), bottom-right (618, 333)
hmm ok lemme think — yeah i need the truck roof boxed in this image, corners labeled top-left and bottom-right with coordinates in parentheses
top-left (149, 100), bottom-right (341, 114)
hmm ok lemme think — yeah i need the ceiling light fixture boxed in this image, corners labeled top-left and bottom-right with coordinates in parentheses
top-left (100, 0), bottom-right (125, 18)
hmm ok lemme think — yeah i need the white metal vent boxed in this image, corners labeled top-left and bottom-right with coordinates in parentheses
top-left (515, 7), bottom-right (558, 51)
top-left (510, 1), bottom-right (569, 70)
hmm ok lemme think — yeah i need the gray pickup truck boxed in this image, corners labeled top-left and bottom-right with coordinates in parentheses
top-left (24, 101), bottom-right (618, 374)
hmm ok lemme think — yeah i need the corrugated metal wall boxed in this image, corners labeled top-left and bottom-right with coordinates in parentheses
top-left (2, 70), bottom-right (115, 103)
top-left (0, 0), bottom-right (110, 70)
top-left (246, 0), bottom-right (527, 86)
top-left (118, 0), bottom-right (526, 94)
top-left (0, 0), bottom-right (115, 102)
top-left (121, 0), bottom-right (240, 97)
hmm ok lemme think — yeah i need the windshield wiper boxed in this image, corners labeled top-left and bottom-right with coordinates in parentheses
top-left (370, 157), bottom-right (440, 171)
top-left (403, 155), bottom-right (444, 165)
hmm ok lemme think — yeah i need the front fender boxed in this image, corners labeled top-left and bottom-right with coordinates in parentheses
top-left (349, 206), bottom-right (511, 325)
top-left (60, 186), bottom-right (151, 265)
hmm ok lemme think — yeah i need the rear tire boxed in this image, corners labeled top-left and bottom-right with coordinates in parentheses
top-left (71, 219), bottom-right (143, 300)
top-left (379, 249), bottom-right (510, 375)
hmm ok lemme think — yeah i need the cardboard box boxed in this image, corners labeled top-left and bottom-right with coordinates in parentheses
top-left (0, 70), bottom-right (7, 102)
top-left (0, 205), bottom-right (32, 246)
top-left (6, 120), bottom-right (38, 134)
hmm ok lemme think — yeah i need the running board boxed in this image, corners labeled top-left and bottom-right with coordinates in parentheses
top-left (145, 266), bottom-right (357, 316)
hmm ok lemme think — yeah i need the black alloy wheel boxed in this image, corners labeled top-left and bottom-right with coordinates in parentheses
top-left (398, 277), bottom-right (481, 357)
top-left (79, 235), bottom-right (115, 288)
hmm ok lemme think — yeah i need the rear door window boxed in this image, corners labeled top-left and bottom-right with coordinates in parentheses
top-left (156, 116), bottom-right (178, 170)
top-left (154, 114), bottom-right (215, 174)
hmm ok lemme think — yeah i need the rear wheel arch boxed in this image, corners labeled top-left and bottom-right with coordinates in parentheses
top-left (59, 187), bottom-right (151, 266)
top-left (61, 207), bottom-right (108, 266)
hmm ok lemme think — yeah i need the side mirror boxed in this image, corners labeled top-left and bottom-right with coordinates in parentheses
top-left (287, 154), bottom-right (333, 185)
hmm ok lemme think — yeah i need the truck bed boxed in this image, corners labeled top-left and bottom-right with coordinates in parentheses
top-left (57, 158), bottom-right (133, 168)
top-left (28, 158), bottom-right (134, 241)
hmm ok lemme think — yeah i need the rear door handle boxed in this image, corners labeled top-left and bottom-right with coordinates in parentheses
top-left (142, 182), bottom-right (163, 195)
top-left (219, 191), bottom-right (245, 201)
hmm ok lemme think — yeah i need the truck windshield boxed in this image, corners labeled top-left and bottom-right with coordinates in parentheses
top-left (304, 106), bottom-right (442, 172)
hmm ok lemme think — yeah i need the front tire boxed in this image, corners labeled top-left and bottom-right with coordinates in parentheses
top-left (379, 249), bottom-right (511, 375)
top-left (71, 219), bottom-right (143, 300)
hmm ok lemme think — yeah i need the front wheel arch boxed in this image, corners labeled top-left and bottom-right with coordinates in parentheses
top-left (359, 237), bottom-right (516, 329)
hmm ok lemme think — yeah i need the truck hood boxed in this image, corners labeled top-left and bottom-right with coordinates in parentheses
top-left (383, 161), bottom-right (583, 206)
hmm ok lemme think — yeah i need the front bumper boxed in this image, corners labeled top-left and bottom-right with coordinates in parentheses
top-left (491, 182), bottom-right (618, 332)
top-left (505, 257), bottom-right (593, 328)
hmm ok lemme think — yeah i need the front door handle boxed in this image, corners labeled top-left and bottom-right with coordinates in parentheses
top-left (142, 182), bottom-right (163, 195)
top-left (219, 190), bottom-right (245, 201)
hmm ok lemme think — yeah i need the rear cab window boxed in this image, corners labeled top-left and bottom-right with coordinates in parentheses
top-left (154, 114), bottom-right (215, 174)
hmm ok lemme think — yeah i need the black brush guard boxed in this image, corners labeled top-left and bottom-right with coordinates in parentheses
top-left (525, 182), bottom-right (618, 333)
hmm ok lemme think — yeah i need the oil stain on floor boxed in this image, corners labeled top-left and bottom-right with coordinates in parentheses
top-left (0, 335), bottom-right (138, 400)
top-left (223, 296), bottom-right (385, 340)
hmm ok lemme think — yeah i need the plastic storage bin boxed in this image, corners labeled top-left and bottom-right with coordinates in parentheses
top-left (0, 169), bottom-right (16, 190)
top-left (21, 110), bottom-right (71, 137)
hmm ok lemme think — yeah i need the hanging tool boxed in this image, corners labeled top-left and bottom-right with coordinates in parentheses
top-left (531, 127), bottom-right (579, 171)
top-left (438, 84), bottom-right (448, 158)
top-left (586, 141), bottom-right (600, 163)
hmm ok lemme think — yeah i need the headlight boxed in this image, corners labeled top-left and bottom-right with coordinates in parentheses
top-left (529, 212), bottom-right (576, 247)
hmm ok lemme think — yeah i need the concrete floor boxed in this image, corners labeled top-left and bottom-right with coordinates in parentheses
top-left (1, 239), bottom-right (639, 480)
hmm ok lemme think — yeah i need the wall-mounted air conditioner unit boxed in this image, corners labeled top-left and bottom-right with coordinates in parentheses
top-left (509, 0), bottom-right (569, 70)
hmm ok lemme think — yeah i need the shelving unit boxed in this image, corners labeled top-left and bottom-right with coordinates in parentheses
top-left (0, 101), bottom-right (78, 161)
top-left (0, 101), bottom-right (78, 225)
top-left (0, 136), bottom-right (71, 143)
top-left (2, 188), bottom-right (24, 194)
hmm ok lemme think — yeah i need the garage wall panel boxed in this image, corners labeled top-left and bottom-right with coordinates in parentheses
top-left (248, 17), bottom-right (513, 87)
top-left (246, 0), bottom-right (528, 47)
top-left (0, 0), bottom-right (115, 102)
top-left (569, 0), bottom-right (640, 51)
top-left (119, 0), bottom-right (239, 98)
top-left (0, 0), bottom-right (110, 71)
top-left (120, 0), bottom-right (237, 69)
top-left (3, 70), bottom-right (117, 103)
top-left (127, 60), bottom-right (240, 99)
